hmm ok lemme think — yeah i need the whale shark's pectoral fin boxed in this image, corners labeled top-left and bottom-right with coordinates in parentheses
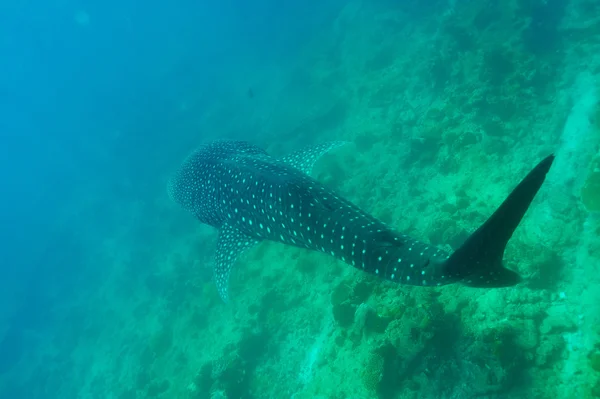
top-left (214, 223), bottom-right (260, 303)
top-left (281, 141), bottom-right (349, 175)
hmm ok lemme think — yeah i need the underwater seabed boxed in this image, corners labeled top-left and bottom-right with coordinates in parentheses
top-left (553, 74), bottom-right (600, 399)
top-left (5, 0), bottom-right (600, 398)
top-left (581, 155), bottom-right (600, 212)
top-left (560, 212), bottom-right (600, 398)
top-left (187, 80), bottom-right (600, 399)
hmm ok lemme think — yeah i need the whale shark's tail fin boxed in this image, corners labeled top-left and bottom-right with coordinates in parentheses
top-left (442, 154), bottom-right (555, 288)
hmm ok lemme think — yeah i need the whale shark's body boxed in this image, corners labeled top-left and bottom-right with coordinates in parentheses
top-left (168, 140), bottom-right (554, 302)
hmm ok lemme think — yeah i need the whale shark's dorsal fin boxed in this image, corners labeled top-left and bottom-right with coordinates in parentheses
top-left (214, 223), bottom-right (260, 302)
top-left (439, 154), bottom-right (555, 287)
top-left (280, 141), bottom-right (349, 175)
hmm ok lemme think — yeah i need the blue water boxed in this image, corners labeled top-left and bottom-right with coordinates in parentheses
top-left (1, 1), bottom-right (599, 398)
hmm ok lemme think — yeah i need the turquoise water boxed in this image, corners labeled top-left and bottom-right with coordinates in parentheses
top-left (1, 1), bottom-right (599, 398)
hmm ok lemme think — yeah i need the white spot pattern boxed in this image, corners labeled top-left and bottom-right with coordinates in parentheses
top-left (167, 140), bottom-right (464, 302)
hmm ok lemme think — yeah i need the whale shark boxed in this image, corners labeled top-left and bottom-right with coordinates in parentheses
top-left (168, 140), bottom-right (554, 302)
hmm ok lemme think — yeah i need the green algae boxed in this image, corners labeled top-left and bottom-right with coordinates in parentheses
top-left (591, 351), bottom-right (600, 372)
top-left (582, 157), bottom-right (600, 212)
top-left (331, 282), bottom-right (352, 306)
top-left (333, 302), bottom-right (355, 327)
top-left (593, 379), bottom-right (600, 398)
top-left (146, 380), bottom-right (170, 397)
top-left (353, 280), bottom-right (374, 303)
top-left (149, 326), bottom-right (173, 359)
top-left (365, 311), bottom-right (392, 334)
